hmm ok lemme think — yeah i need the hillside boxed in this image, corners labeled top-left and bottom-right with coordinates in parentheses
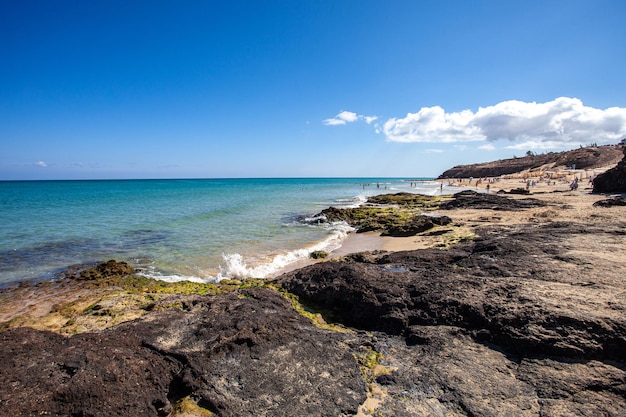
top-left (438, 144), bottom-right (624, 179)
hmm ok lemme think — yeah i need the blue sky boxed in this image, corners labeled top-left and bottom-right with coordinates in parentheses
top-left (1, 0), bottom-right (626, 180)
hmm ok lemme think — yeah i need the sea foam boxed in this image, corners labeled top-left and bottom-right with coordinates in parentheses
top-left (135, 221), bottom-right (354, 283)
top-left (216, 221), bottom-right (354, 281)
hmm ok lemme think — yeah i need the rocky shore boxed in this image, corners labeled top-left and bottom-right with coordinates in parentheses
top-left (1, 163), bottom-right (626, 416)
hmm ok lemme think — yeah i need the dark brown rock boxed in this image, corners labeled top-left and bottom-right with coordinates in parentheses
top-left (65, 259), bottom-right (136, 281)
top-left (0, 289), bottom-right (366, 417)
top-left (277, 220), bottom-right (626, 415)
top-left (382, 215), bottom-right (435, 237)
top-left (0, 327), bottom-right (176, 416)
top-left (281, 222), bottom-right (626, 360)
top-left (141, 289), bottom-right (366, 417)
top-left (506, 187), bottom-right (531, 195)
top-left (593, 197), bottom-right (626, 207)
top-left (593, 146), bottom-right (626, 193)
top-left (366, 192), bottom-right (438, 207)
top-left (319, 197), bottom-right (450, 236)
top-left (440, 190), bottom-right (547, 210)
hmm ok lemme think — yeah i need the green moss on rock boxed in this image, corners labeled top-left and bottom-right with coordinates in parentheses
top-left (310, 250), bottom-right (329, 259)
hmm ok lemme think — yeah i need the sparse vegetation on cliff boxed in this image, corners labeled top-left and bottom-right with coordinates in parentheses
top-left (438, 144), bottom-right (624, 179)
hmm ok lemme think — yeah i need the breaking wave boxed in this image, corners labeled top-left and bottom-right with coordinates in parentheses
top-left (137, 221), bottom-right (354, 283)
top-left (216, 221), bottom-right (354, 281)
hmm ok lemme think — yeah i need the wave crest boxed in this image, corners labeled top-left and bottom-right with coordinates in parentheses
top-left (216, 221), bottom-right (353, 281)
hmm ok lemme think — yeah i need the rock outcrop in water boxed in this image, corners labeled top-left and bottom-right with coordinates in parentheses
top-left (319, 192), bottom-right (450, 236)
top-left (64, 259), bottom-right (136, 281)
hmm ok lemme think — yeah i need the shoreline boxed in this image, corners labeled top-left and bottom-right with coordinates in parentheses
top-left (2, 164), bottom-right (626, 415)
top-left (9, 167), bottom-right (610, 288)
top-left (1, 172), bottom-right (624, 325)
top-left (0, 177), bottom-right (443, 288)
top-left (1, 164), bottom-right (620, 289)
top-left (1, 165), bottom-right (620, 294)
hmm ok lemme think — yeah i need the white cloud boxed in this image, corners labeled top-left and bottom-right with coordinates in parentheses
top-left (478, 144), bottom-right (496, 151)
top-left (324, 110), bottom-right (378, 126)
top-left (383, 97), bottom-right (626, 148)
top-left (35, 161), bottom-right (47, 167)
top-left (383, 106), bottom-right (481, 143)
top-left (424, 148), bottom-right (444, 153)
top-left (323, 111), bottom-right (358, 125)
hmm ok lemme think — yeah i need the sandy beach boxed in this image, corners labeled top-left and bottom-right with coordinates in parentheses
top-left (326, 165), bottom-right (622, 256)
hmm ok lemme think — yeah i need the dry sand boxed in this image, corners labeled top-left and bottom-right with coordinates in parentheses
top-left (333, 165), bottom-right (625, 256)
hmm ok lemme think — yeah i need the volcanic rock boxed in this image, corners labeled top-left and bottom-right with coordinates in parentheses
top-left (440, 190), bottom-right (547, 210)
top-left (65, 259), bottom-right (136, 281)
top-left (593, 146), bottom-right (626, 193)
top-left (0, 289), bottom-right (366, 417)
top-left (593, 197), bottom-right (626, 207)
top-left (318, 194), bottom-right (450, 237)
top-left (277, 220), bottom-right (626, 415)
top-left (382, 214), bottom-right (451, 237)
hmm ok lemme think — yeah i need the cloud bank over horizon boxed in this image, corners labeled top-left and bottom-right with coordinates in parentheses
top-left (380, 97), bottom-right (626, 149)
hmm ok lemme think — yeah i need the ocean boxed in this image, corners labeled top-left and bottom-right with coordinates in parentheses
top-left (0, 178), bottom-right (448, 286)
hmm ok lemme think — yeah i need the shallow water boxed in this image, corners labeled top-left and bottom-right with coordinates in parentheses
top-left (0, 178), bottom-right (452, 285)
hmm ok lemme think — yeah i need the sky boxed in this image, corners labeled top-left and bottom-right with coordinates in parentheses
top-left (1, 0), bottom-right (626, 180)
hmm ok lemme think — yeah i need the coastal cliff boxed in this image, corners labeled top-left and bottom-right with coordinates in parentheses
top-left (438, 144), bottom-right (624, 179)
top-left (1, 169), bottom-right (625, 415)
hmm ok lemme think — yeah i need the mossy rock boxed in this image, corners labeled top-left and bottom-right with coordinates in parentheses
top-left (310, 250), bottom-right (329, 259)
top-left (77, 260), bottom-right (136, 281)
top-left (367, 192), bottom-right (439, 207)
top-left (318, 193), bottom-right (445, 236)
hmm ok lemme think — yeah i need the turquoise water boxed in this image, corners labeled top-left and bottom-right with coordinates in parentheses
top-left (0, 178), bottom-right (443, 286)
